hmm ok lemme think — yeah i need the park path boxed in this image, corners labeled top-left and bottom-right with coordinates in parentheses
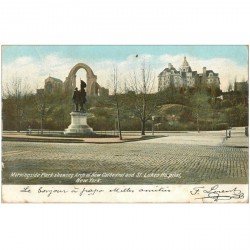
top-left (137, 131), bottom-right (225, 146)
top-left (223, 127), bottom-right (248, 148)
top-left (137, 128), bottom-right (248, 148)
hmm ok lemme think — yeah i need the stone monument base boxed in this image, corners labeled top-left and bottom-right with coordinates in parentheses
top-left (64, 112), bottom-right (94, 135)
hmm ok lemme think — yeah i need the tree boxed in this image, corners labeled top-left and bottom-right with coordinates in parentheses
top-left (228, 82), bottom-right (233, 92)
top-left (112, 67), bottom-right (122, 140)
top-left (35, 91), bottom-right (48, 134)
top-left (3, 76), bottom-right (31, 131)
top-left (191, 92), bottom-right (212, 132)
top-left (127, 61), bottom-right (157, 135)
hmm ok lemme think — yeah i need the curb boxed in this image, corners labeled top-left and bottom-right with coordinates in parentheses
top-left (2, 137), bottom-right (84, 143)
top-left (2, 136), bottom-right (140, 144)
top-left (222, 145), bottom-right (248, 149)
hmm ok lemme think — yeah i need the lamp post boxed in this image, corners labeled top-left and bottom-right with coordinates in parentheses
top-left (114, 117), bottom-right (117, 135)
top-left (40, 106), bottom-right (49, 135)
top-left (152, 116), bottom-right (155, 136)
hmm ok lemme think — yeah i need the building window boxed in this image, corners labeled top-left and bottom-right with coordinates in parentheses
top-left (46, 83), bottom-right (53, 93)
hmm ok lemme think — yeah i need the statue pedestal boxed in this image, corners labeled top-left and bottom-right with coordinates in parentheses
top-left (64, 112), bottom-right (94, 135)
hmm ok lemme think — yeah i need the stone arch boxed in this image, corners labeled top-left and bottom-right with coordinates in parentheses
top-left (64, 63), bottom-right (98, 95)
top-left (91, 81), bottom-right (101, 96)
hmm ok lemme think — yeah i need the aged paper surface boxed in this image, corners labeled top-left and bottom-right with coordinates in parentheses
top-left (1, 45), bottom-right (249, 203)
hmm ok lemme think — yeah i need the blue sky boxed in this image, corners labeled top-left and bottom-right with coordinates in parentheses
top-left (1, 45), bottom-right (249, 92)
top-left (2, 45), bottom-right (248, 66)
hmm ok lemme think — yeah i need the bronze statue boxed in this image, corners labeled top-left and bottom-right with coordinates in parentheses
top-left (72, 87), bottom-right (80, 112)
top-left (72, 80), bottom-right (87, 112)
top-left (80, 80), bottom-right (87, 112)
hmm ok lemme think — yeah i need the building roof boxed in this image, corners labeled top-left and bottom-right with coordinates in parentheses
top-left (158, 58), bottom-right (219, 79)
top-left (235, 81), bottom-right (248, 85)
top-left (45, 76), bottom-right (63, 83)
top-left (206, 70), bottom-right (218, 77)
top-left (158, 66), bottom-right (180, 77)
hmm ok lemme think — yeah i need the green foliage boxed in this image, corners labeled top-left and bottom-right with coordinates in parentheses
top-left (2, 85), bottom-right (248, 131)
top-left (214, 123), bottom-right (229, 130)
top-left (179, 108), bottom-right (194, 123)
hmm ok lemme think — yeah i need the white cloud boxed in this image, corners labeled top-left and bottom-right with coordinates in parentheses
top-left (2, 53), bottom-right (248, 93)
top-left (15, 56), bottom-right (33, 65)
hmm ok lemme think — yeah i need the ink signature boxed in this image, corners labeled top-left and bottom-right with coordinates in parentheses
top-left (190, 185), bottom-right (244, 202)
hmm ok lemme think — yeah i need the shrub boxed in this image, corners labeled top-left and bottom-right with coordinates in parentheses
top-left (214, 123), bottom-right (229, 130)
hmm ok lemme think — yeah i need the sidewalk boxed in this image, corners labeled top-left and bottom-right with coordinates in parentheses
top-left (223, 136), bottom-right (248, 148)
top-left (2, 132), bottom-right (142, 144)
top-left (222, 127), bottom-right (248, 148)
top-left (3, 128), bottom-right (249, 147)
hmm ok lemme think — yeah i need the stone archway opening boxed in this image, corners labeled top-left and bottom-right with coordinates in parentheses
top-left (64, 63), bottom-right (99, 96)
top-left (75, 68), bottom-right (87, 90)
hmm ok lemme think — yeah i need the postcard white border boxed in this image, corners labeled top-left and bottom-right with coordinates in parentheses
top-left (2, 184), bottom-right (248, 203)
top-left (1, 1), bottom-right (250, 250)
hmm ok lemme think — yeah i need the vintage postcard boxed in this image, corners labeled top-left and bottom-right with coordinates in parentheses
top-left (1, 45), bottom-right (249, 203)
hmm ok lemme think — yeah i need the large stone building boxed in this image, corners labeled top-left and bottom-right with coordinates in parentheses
top-left (36, 76), bottom-right (68, 95)
top-left (158, 57), bottom-right (220, 91)
top-left (44, 76), bottom-right (64, 94)
top-left (234, 81), bottom-right (248, 93)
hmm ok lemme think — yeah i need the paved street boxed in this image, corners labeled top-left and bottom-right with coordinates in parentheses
top-left (2, 130), bottom-right (248, 185)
